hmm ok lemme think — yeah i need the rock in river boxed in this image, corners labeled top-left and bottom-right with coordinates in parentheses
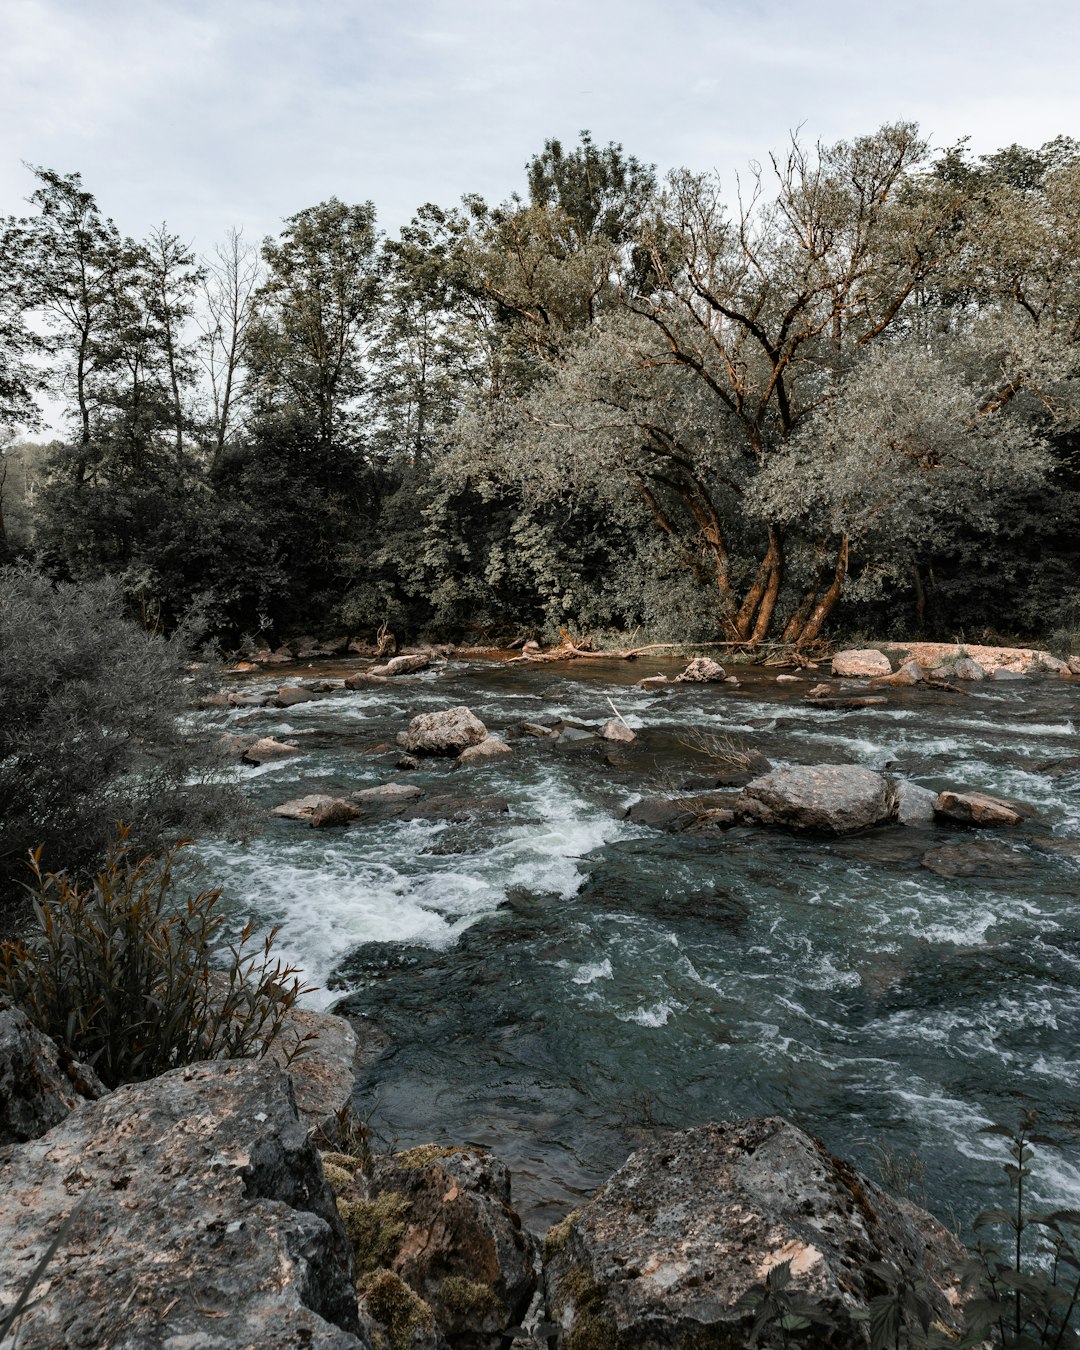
top-left (370, 653), bottom-right (432, 677)
top-left (398, 706), bottom-right (489, 756)
top-left (0, 1059), bottom-right (365, 1348)
top-left (459, 736), bottom-right (513, 763)
top-left (934, 789), bottom-right (1024, 827)
top-left (544, 1117), bottom-right (966, 1350)
top-left (737, 764), bottom-right (897, 834)
top-left (675, 657), bottom-right (727, 682)
top-left (273, 794), bottom-right (363, 827)
top-left (831, 648), bottom-right (892, 677)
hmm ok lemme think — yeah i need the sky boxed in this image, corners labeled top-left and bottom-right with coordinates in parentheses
top-left (2, 0), bottom-right (1079, 254)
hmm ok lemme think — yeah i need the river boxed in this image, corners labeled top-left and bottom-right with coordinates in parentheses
top-left (197, 654), bottom-right (1080, 1233)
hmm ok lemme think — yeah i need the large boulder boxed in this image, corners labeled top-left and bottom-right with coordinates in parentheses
top-left (953, 657), bottom-right (987, 681)
top-left (543, 1118), bottom-right (966, 1350)
top-left (270, 1007), bottom-right (359, 1137)
top-left (272, 794), bottom-right (363, 827)
top-left (329, 1144), bottom-right (537, 1350)
top-left (398, 707), bottom-right (489, 756)
top-left (0, 1059), bottom-right (366, 1348)
top-left (831, 649), bottom-right (892, 678)
top-left (934, 789), bottom-right (1024, 828)
top-left (0, 1001), bottom-right (106, 1146)
top-left (894, 779), bottom-right (937, 827)
top-left (738, 765), bottom-right (897, 834)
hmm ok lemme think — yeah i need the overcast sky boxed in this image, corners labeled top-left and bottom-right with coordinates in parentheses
top-left (2, 0), bottom-right (1079, 253)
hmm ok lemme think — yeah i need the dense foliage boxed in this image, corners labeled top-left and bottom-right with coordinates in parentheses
top-left (0, 567), bottom-right (246, 894)
top-left (1, 126), bottom-right (1078, 647)
top-left (0, 831), bottom-right (310, 1087)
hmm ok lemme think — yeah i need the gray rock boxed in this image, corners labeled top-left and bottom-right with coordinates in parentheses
top-left (676, 657), bottom-right (727, 682)
top-left (278, 685), bottom-right (320, 706)
top-left (831, 648), bottom-right (892, 677)
top-left (934, 789), bottom-right (1024, 827)
top-left (369, 653), bottom-right (432, 678)
top-left (738, 764), bottom-right (897, 834)
top-left (272, 794), bottom-right (363, 827)
top-left (543, 1118), bottom-right (965, 1350)
top-left (398, 706), bottom-right (488, 756)
top-left (270, 1008), bottom-right (358, 1137)
top-left (459, 736), bottom-right (513, 763)
top-left (894, 779), bottom-right (937, 827)
top-left (626, 793), bottom-right (739, 832)
top-left (0, 1059), bottom-right (366, 1348)
top-left (244, 736), bottom-right (302, 765)
top-left (520, 721), bottom-right (559, 738)
top-left (921, 839), bottom-right (1029, 878)
top-left (351, 783), bottom-right (425, 802)
top-left (221, 731), bottom-right (258, 759)
top-left (637, 675), bottom-right (670, 691)
top-left (776, 673), bottom-right (802, 683)
top-left (600, 719), bottom-right (636, 742)
top-left (874, 659), bottom-right (924, 688)
top-left (345, 670), bottom-right (391, 687)
top-left (229, 689), bottom-right (279, 707)
top-left (0, 1002), bottom-right (107, 1146)
top-left (991, 666), bottom-right (1024, 680)
top-left (952, 657), bottom-right (987, 681)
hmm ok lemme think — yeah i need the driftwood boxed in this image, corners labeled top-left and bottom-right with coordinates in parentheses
top-left (506, 639), bottom-right (749, 664)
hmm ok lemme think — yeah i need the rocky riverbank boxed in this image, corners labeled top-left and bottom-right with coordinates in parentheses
top-left (1, 1004), bottom-right (971, 1349)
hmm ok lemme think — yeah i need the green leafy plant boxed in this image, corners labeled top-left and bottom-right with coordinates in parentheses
top-left (734, 1258), bottom-right (837, 1346)
top-left (0, 829), bottom-right (313, 1087)
top-left (959, 1111), bottom-right (1080, 1348)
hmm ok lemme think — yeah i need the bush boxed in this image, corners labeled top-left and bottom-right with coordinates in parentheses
top-left (0, 830), bottom-right (311, 1087)
top-left (0, 567), bottom-right (247, 899)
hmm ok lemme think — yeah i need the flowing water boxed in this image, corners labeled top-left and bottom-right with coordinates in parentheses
top-left (197, 656), bottom-right (1080, 1232)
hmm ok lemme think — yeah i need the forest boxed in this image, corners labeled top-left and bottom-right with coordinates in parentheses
top-left (1, 123), bottom-right (1078, 652)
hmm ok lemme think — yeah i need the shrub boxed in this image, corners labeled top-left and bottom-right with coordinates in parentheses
top-left (0, 566), bottom-right (247, 899)
top-left (0, 829), bottom-right (312, 1087)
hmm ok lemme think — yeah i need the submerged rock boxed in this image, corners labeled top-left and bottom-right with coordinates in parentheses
top-left (398, 706), bottom-right (489, 756)
top-left (278, 684), bottom-right (321, 706)
top-left (934, 789), bottom-right (1024, 827)
top-left (543, 1117), bottom-right (965, 1350)
top-left (625, 793), bottom-right (739, 832)
top-left (0, 1059), bottom-right (365, 1348)
top-left (921, 839), bottom-right (1029, 878)
top-left (831, 649), bottom-right (892, 677)
top-left (0, 1001), bottom-right (107, 1146)
top-left (738, 764), bottom-right (897, 834)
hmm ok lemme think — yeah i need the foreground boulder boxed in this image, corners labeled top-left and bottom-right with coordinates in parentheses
top-left (544, 1118), bottom-right (965, 1350)
top-left (327, 1144), bottom-right (537, 1350)
top-left (831, 649), bottom-right (892, 677)
top-left (270, 1007), bottom-right (359, 1137)
top-left (398, 706), bottom-right (489, 756)
top-left (738, 764), bottom-right (897, 834)
top-left (934, 789), bottom-right (1024, 827)
top-left (0, 1002), bottom-right (106, 1146)
top-left (0, 1059), bottom-right (366, 1348)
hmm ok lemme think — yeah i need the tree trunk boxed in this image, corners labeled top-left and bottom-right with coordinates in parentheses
top-left (912, 563), bottom-right (926, 633)
top-left (734, 526), bottom-right (782, 641)
top-left (796, 535), bottom-right (849, 644)
top-left (749, 529), bottom-right (783, 645)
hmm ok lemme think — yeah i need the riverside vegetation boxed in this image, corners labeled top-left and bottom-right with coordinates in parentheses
top-left (1, 120), bottom-right (1079, 1346)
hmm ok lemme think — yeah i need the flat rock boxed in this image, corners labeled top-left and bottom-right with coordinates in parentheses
top-left (397, 796), bottom-right (510, 824)
top-left (398, 706), bottom-right (488, 756)
top-left (278, 685), bottom-right (320, 706)
top-left (638, 675), bottom-right (670, 691)
top-left (0, 1002), bottom-right (107, 1147)
top-left (775, 673), bottom-right (802, 683)
top-left (991, 666), bottom-right (1024, 681)
top-left (831, 648), bottom-right (892, 677)
top-left (934, 790), bottom-right (1024, 827)
top-left (369, 654), bottom-right (432, 677)
top-left (272, 795), bottom-right (362, 827)
top-left (0, 1059), bottom-right (365, 1348)
top-left (244, 736), bottom-right (302, 765)
top-left (738, 764), bottom-right (897, 834)
top-left (459, 736), bottom-right (513, 763)
top-left (351, 783), bottom-right (425, 802)
top-left (520, 721), bottom-right (559, 738)
top-left (345, 671), bottom-right (391, 688)
top-left (625, 793), bottom-right (739, 832)
top-left (544, 1117), bottom-right (965, 1350)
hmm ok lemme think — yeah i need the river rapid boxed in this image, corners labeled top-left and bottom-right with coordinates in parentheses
top-left (198, 654), bottom-right (1080, 1233)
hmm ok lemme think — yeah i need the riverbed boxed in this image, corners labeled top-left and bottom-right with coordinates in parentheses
top-left (198, 655), bottom-right (1080, 1233)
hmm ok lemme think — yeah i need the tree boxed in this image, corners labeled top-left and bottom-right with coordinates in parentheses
top-left (199, 227), bottom-right (262, 461)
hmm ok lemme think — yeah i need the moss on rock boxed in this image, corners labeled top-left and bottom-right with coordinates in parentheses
top-left (395, 1142), bottom-right (473, 1170)
top-left (438, 1273), bottom-right (505, 1323)
top-left (359, 1268), bottom-right (436, 1350)
top-left (338, 1189), bottom-right (411, 1273)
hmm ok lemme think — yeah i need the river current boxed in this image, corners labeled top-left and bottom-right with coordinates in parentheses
top-left (198, 655), bottom-right (1080, 1233)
